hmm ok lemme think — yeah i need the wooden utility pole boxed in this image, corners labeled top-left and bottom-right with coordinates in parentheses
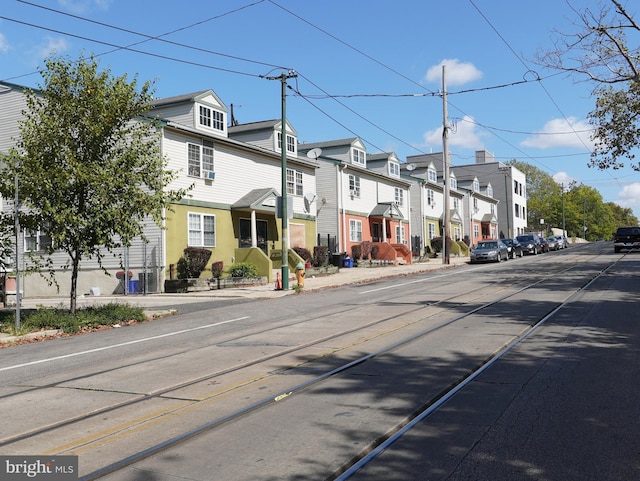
top-left (442, 65), bottom-right (451, 265)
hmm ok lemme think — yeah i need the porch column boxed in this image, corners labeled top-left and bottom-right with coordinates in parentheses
top-left (251, 209), bottom-right (257, 248)
top-left (382, 218), bottom-right (387, 242)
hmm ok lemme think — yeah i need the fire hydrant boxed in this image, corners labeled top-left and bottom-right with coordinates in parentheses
top-left (295, 262), bottom-right (305, 288)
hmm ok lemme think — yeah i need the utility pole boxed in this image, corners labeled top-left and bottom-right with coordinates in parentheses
top-left (562, 183), bottom-right (566, 238)
top-left (266, 70), bottom-right (297, 290)
top-left (441, 65), bottom-right (450, 265)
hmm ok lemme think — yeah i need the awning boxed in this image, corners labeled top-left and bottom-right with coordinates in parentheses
top-left (369, 202), bottom-right (404, 219)
top-left (231, 187), bottom-right (279, 213)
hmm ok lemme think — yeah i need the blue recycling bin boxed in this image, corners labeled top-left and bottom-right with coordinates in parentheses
top-left (128, 280), bottom-right (140, 293)
top-left (342, 257), bottom-right (353, 268)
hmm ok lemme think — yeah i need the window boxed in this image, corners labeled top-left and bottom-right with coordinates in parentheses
top-left (277, 132), bottom-right (296, 154)
top-left (473, 224), bottom-right (480, 239)
top-left (491, 204), bottom-right (495, 215)
top-left (389, 162), bottom-right (400, 177)
top-left (427, 189), bottom-right (435, 206)
top-left (349, 219), bottom-right (362, 242)
top-left (286, 168), bottom-right (303, 196)
top-left (395, 187), bottom-right (404, 206)
top-left (25, 228), bottom-right (52, 252)
top-left (188, 142), bottom-right (215, 178)
top-left (188, 213), bottom-right (215, 247)
top-left (395, 225), bottom-right (406, 244)
top-left (352, 148), bottom-right (365, 166)
top-left (473, 179), bottom-right (480, 192)
top-left (487, 184), bottom-right (493, 197)
top-left (198, 105), bottom-right (224, 131)
top-left (349, 174), bottom-right (360, 197)
top-left (515, 203), bottom-right (521, 218)
top-left (453, 198), bottom-right (459, 210)
top-left (473, 197), bottom-right (479, 212)
top-left (450, 176), bottom-right (457, 190)
top-left (428, 168), bottom-right (437, 183)
top-left (428, 222), bottom-right (436, 239)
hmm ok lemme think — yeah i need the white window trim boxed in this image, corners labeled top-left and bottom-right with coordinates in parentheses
top-left (187, 142), bottom-right (215, 179)
top-left (277, 132), bottom-right (297, 156)
top-left (349, 174), bottom-right (361, 198)
top-left (389, 162), bottom-right (400, 177)
top-left (349, 219), bottom-right (362, 242)
top-left (352, 148), bottom-right (365, 166)
top-left (286, 168), bottom-right (304, 196)
top-left (24, 228), bottom-right (52, 252)
top-left (196, 103), bottom-right (225, 132)
top-left (188, 212), bottom-right (216, 247)
top-left (395, 187), bottom-right (404, 206)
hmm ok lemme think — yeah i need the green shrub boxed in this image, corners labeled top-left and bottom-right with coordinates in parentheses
top-left (10, 303), bottom-right (146, 335)
top-left (313, 245), bottom-right (328, 267)
top-left (228, 262), bottom-right (258, 278)
top-left (177, 247), bottom-right (212, 279)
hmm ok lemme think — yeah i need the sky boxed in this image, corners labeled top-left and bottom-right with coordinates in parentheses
top-left (2, 0), bottom-right (640, 218)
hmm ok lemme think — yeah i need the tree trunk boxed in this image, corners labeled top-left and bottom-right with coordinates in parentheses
top-left (69, 254), bottom-right (80, 314)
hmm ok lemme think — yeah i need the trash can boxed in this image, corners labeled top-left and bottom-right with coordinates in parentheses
top-left (128, 279), bottom-right (140, 294)
top-left (342, 257), bottom-right (353, 268)
top-left (331, 253), bottom-right (345, 267)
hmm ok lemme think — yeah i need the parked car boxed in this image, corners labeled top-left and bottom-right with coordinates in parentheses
top-left (516, 233), bottom-right (542, 255)
top-left (613, 226), bottom-right (640, 253)
top-left (502, 238), bottom-right (523, 259)
top-left (546, 236), bottom-right (560, 251)
top-left (554, 235), bottom-right (568, 249)
top-left (470, 240), bottom-right (509, 263)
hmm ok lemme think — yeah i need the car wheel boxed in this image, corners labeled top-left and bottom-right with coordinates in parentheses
top-left (519, 250), bottom-right (524, 258)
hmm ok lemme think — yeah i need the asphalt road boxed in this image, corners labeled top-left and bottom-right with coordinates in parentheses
top-left (2, 242), bottom-right (638, 481)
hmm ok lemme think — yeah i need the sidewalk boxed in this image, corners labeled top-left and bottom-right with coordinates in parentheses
top-left (18, 256), bottom-right (470, 310)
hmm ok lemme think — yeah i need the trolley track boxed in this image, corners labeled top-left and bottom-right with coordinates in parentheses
top-left (60, 250), bottom-right (618, 480)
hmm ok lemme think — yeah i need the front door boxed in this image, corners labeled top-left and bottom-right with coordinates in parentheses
top-left (239, 218), bottom-right (268, 255)
top-left (372, 222), bottom-right (381, 242)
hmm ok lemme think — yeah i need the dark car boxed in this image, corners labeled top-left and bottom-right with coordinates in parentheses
top-left (516, 233), bottom-right (542, 255)
top-left (546, 236), bottom-right (560, 251)
top-left (470, 240), bottom-right (509, 263)
top-left (502, 238), bottom-right (523, 259)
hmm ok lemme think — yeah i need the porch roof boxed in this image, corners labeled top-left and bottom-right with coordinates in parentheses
top-left (231, 187), bottom-right (279, 213)
top-left (370, 202), bottom-right (404, 219)
top-left (481, 213), bottom-right (498, 224)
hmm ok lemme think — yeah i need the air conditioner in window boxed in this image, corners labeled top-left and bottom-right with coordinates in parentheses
top-left (203, 170), bottom-right (216, 180)
top-left (350, 189), bottom-right (358, 197)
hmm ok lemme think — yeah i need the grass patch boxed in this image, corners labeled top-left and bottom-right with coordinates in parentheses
top-left (0, 303), bottom-right (147, 336)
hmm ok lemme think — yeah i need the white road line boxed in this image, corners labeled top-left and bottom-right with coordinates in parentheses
top-left (0, 316), bottom-right (249, 372)
top-left (361, 265), bottom-right (483, 294)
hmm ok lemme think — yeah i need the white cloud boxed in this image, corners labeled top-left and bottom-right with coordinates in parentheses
top-left (522, 117), bottom-right (595, 149)
top-left (0, 33), bottom-right (9, 53)
top-left (34, 36), bottom-right (70, 60)
top-left (58, 0), bottom-right (112, 14)
top-left (616, 183), bottom-right (640, 213)
top-left (423, 115), bottom-right (484, 150)
top-left (424, 59), bottom-right (483, 86)
top-left (553, 172), bottom-right (578, 189)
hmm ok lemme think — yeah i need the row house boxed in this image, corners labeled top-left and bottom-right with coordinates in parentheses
top-left (452, 150), bottom-right (528, 238)
top-left (404, 153), bottom-right (502, 254)
top-left (401, 157), bottom-right (465, 255)
top-left (0, 82), bottom-right (319, 297)
top-left (298, 140), bottom-right (412, 264)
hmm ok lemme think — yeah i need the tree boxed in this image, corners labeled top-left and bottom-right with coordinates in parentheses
top-left (0, 55), bottom-right (189, 313)
top-left (507, 159), bottom-right (564, 231)
top-left (538, 0), bottom-right (640, 170)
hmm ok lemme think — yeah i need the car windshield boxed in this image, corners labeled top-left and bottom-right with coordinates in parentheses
top-left (517, 236), bottom-right (533, 242)
top-left (477, 242), bottom-right (497, 249)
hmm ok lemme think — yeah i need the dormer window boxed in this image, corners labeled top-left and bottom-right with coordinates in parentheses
top-left (473, 179), bottom-right (480, 192)
top-left (389, 162), bottom-right (400, 177)
top-left (487, 184), bottom-right (493, 197)
top-left (352, 148), bottom-right (365, 166)
top-left (450, 175), bottom-right (457, 190)
top-left (277, 132), bottom-right (297, 155)
top-left (428, 167), bottom-right (437, 183)
top-left (198, 104), bottom-right (224, 132)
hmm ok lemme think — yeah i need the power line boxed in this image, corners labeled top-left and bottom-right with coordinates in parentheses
top-left (0, 15), bottom-right (265, 79)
